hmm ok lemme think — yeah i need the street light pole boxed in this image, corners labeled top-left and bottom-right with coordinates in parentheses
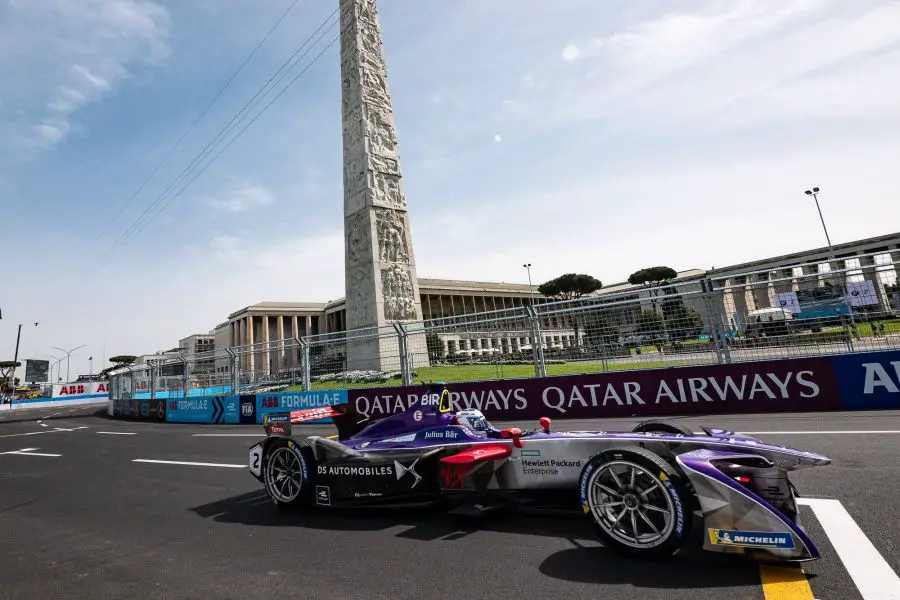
top-left (523, 263), bottom-right (533, 305)
top-left (805, 186), bottom-right (857, 341)
top-left (805, 187), bottom-right (834, 249)
top-left (51, 344), bottom-right (86, 384)
top-left (8, 322), bottom-right (38, 397)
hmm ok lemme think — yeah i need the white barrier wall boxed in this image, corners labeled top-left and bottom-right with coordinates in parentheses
top-left (52, 382), bottom-right (110, 398)
top-left (5, 381), bottom-right (111, 411)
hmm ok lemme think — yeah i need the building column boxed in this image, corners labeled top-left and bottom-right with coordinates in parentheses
top-left (237, 319), bottom-right (245, 369)
top-left (305, 315), bottom-right (313, 338)
top-left (261, 316), bottom-right (271, 376)
top-left (246, 316), bottom-right (255, 374)
top-left (276, 315), bottom-right (285, 374)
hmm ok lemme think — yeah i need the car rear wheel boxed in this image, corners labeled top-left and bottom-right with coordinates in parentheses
top-left (579, 447), bottom-right (692, 559)
top-left (263, 438), bottom-right (315, 509)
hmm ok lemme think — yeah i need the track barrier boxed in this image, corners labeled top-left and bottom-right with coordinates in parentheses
top-left (107, 350), bottom-right (900, 424)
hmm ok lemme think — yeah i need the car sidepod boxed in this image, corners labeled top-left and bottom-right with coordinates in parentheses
top-left (311, 448), bottom-right (447, 507)
top-left (675, 449), bottom-right (819, 561)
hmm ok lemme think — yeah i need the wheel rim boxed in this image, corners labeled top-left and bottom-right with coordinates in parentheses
top-left (587, 460), bottom-right (676, 549)
top-left (266, 446), bottom-right (304, 503)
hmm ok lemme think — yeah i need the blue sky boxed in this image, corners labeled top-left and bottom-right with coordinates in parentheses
top-left (3, 0), bottom-right (900, 380)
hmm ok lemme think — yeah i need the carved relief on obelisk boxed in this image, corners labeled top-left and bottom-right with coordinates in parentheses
top-left (340, 0), bottom-right (428, 371)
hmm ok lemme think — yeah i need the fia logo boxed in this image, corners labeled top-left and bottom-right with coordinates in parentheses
top-left (241, 402), bottom-right (253, 417)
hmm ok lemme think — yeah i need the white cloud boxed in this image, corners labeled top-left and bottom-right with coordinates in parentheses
top-left (0, 0), bottom-right (170, 155)
top-left (204, 183), bottom-right (275, 214)
top-left (501, 0), bottom-right (900, 134)
top-left (562, 43), bottom-right (581, 61)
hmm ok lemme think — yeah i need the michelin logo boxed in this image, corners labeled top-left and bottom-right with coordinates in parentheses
top-left (708, 529), bottom-right (795, 549)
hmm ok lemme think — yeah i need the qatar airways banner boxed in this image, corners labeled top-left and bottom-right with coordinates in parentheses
top-left (349, 357), bottom-right (844, 421)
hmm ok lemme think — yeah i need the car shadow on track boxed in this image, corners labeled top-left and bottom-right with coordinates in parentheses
top-left (189, 490), bottom-right (763, 591)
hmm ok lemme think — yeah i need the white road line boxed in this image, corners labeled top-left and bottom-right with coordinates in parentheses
top-left (0, 426), bottom-right (88, 440)
top-left (747, 430), bottom-right (900, 434)
top-left (132, 459), bottom-right (245, 468)
top-left (96, 432), bottom-right (137, 436)
top-left (191, 433), bottom-right (262, 437)
top-left (0, 448), bottom-right (62, 457)
top-left (799, 497), bottom-right (900, 600)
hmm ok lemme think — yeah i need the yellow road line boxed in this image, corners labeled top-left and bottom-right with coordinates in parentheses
top-left (760, 565), bottom-right (815, 600)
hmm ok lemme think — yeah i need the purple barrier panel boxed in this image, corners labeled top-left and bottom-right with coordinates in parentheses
top-left (349, 357), bottom-right (841, 421)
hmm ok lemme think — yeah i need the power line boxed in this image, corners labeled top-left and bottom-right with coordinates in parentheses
top-left (122, 35), bottom-right (340, 248)
top-left (81, 18), bottom-right (340, 279)
top-left (82, 9), bottom-right (339, 279)
top-left (93, 11), bottom-right (338, 264)
top-left (95, 0), bottom-right (303, 243)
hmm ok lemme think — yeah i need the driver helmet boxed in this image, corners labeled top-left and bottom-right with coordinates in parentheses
top-left (456, 409), bottom-right (489, 433)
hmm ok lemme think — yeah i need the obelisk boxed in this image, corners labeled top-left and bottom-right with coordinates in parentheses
top-left (340, 0), bottom-right (429, 372)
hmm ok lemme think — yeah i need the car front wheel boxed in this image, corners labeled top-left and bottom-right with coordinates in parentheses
top-left (578, 446), bottom-right (692, 559)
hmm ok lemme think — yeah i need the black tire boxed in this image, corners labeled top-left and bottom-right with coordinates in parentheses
top-left (578, 446), bottom-right (693, 559)
top-left (632, 420), bottom-right (694, 436)
top-left (262, 438), bottom-right (315, 509)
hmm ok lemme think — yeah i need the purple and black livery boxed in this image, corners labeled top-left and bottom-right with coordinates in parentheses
top-left (247, 383), bottom-right (829, 561)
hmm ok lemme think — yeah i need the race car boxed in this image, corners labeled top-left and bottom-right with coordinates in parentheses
top-left (247, 383), bottom-right (830, 562)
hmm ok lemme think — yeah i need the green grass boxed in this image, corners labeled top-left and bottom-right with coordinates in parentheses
top-left (282, 317), bottom-right (900, 392)
top-left (289, 359), bottom-right (690, 391)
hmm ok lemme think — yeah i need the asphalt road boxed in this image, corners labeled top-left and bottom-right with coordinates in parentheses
top-left (1, 404), bottom-right (899, 600)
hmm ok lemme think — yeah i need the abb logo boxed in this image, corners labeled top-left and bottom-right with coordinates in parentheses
top-left (261, 396), bottom-right (279, 408)
top-left (59, 383), bottom-right (107, 395)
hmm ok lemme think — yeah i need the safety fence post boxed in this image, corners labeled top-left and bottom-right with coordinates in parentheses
top-left (292, 336), bottom-right (302, 389)
top-left (179, 357), bottom-right (189, 399)
top-left (148, 360), bottom-right (157, 400)
top-left (393, 323), bottom-right (412, 387)
top-left (299, 338), bottom-right (311, 391)
top-left (701, 278), bottom-right (732, 365)
top-left (224, 348), bottom-right (238, 394)
top-left (526, 304), bottom-right (547, 378)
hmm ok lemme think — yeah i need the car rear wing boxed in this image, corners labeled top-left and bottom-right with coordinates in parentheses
top-left (262, 403), bottom-right (368, 438)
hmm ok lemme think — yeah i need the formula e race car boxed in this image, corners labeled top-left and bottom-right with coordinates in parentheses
top-left (247, 383), bottom-right (830, 562)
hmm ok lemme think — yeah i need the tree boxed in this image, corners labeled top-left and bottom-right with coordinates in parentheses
top-left (634, 310), bottom-right (663, 338)
top-left (538, 273), bottom-right (603, 300)
top-left (583, 314), bottom-right (620, 350)
top-left (0, 360), bottom-right (21, 394)
top-left (425, 333), bottom-right (444, 360)
top-left (628, 266), bottom-right (678, 288)
top-left (629, 266), bottom-right (680, 341)
top-left (109, 355), bottom-right (137, 366)
top-left (538, 273), bottom-right (603, 347)
top-left (663, 305), bottom-right (704, 340)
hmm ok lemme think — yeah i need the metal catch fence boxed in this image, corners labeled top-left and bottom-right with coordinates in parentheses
top-left (108, 251), bottom-right (900, 398)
